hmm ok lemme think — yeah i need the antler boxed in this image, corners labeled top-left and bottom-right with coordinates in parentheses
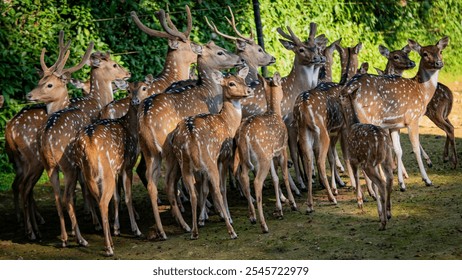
top-left (277, 26), bottom-right (302, 45)
top-left (59, 41), bottom-right (94, 76)
top-left (225, 6), bottom-right (253, 42)
top-left (307, 22), bottom-right (318, 46)
top-left (131, 5), bottom-right (192, 42)
top-left (204, 16), bottom-right (239, 41)
top-left (40, 30), bottom-right (72, 76)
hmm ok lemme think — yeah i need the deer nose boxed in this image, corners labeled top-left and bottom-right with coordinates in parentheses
top-left (435, 61), bottom-right (444, 68)
top-left (26, 92), bottom-right (33, 101)
top-left (409, 61), bottom-right (416, 68)
top-left (249, 79), bottom-right (260, 89)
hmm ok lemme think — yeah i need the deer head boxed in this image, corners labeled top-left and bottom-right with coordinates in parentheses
top-left (379, 44), bottom-right (415, 75)
top-left (26, 31), bottom-right (93, 106)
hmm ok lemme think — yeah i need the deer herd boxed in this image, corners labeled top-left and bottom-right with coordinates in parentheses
top-left (2, 5), bottom-right (455, 256)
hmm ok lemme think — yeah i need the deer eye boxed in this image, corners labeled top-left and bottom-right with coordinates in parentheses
top-left (217, 51), bottom-right (224, 56)
top-left (113, 64), bottom-right (118, 68)
top-left (229, 82), bottom-right (236, 87)
top-left (423, 52), bottom-right (429, 57)
top-left (258, 48), bottom-right (263, 52)
top-left (142, 87), bottom-right (147, 91)
top-left (393, 55), bottom-right (399, 60)
top-left (47, 84), bottom-right (53, 88)
top-left (299, 48), bottom-right (305, 53)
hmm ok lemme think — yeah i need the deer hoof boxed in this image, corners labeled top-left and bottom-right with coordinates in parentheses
top-left (249, 217), bottom-right (257, 224)
top-left (104, 248), bottom-right (114, 257)
top-left (230, 232), bottom-right (238, 239)
top-left (399, 182), bottom-right (406, 192)
top-left (78, 239), bottom-right (89, 247)
top-left (423, 178), bottom-right (433, 186)
top-left (261, 226), bottom-right (269, 234)
top-left (306, 207), bottom-right (315, 214)
top-left (191, 233), bottom-right (199, 240)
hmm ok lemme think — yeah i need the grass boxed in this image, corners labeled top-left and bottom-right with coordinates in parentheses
top-left (0, 126), bottom-right (461, 260)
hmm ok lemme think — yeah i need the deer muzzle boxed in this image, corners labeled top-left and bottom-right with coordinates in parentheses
top-left (434, 60), bottom-right (444, 69)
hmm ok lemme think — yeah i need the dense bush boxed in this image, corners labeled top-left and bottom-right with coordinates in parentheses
top-left (1, 0), bottom-right (461, 189)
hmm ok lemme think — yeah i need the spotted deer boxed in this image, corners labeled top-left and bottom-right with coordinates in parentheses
top-left (293, 42), bottom-right (362, 212)
top-left (5, 31), bottom-right (93, 240)
top-left (131, 6), bottom-right (198, 95)
top-left (163, 67), bottom-right (253, 239)
top-left (74, 83), bottom-right (143, 256)
top-left (274, 24), bottom-right (326, 194)
top-left (379, 44), bottom-right (457, 169)
top-left (233, 72), bottom-right (297, 233)
top-left (342, 36), bottom-right (449, 191)
top-left (340, 92), bottom-right (394, 230)
top-left (318, 39), bottom-right (342, 83)
top-left (138, 39), bottom-right (244, 239)
top-left (28, 49), bottom-right (130, 247)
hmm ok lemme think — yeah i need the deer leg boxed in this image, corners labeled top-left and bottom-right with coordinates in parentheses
top-left (165, 156), bottom-right (190, 232)
top-left (238, 162), bottom-right (257, 224)
top-left (198, 176), bottom-right (210, 226)
top-left (47, 168), bottom-right (69, 247)
top-left (407, 123), bottom-right (432, 186)
top-left (218, 159), bottom-right (232, 224)
top-left (112, 176), bottom-right (121, 236)
top-left (99, 183), bottom-right (114, 257)
top-left (329, 135), bottom-right (345, 189)
top-left (287, 124), bottom-right (306, 192)
top-left (270, 161), bottom-right (287, 203)
top-left (441, 118), bottom-right (457, 168)
top-left (364, 166), bottom-right (387, 230)
top-left (334, 148), bottom-right (345, 173)
top-left (136, 154), bottom-right (148, 188)
top-left (419, 144), bottom-right (433, 168)
top-left (254, 159), bottom-right (271, 233)
top-left (299, 129), bottom-right (315, 213)
top-left (390, 130), bottom-right (406, 191)
top-left (351, 163), bottom-right (363, 210)
top-left (145, 154), bottom-right (167, 240)
top-left (316, 129), bottom-right (337, 204)
top-left (182, 170), bottom-right (199, 240)
top-left (280, 150), bottom-right (297, 211)
top-left (362, 170), bottom-right (377, 200)
top-left (63, 169), bottom-right (88, 247)
top-left (207, 161), bottom-right (237, 239)
top-left (122, 169), bottom-right (142, 237)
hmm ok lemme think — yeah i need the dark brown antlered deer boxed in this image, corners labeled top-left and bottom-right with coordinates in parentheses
top-left (293, 42), bottom-right (362, 212)
top-left (138, 36), bottom-right (244, 239)
top-left (5, 31), bottom-right (92, 241)
top-left (163, 67), bottom-right (253, 239)
top-left (378, 44), bottom-right (457, 169)
top-left (233, 72), bottom-right (297, 233)
top-left (74, 82), bottom-right (143, 256)
top-left (27, 49), bottom-right (130, 247)
top-left (342, 36), bottom-right (449, 191)
top-left (340, 92), bottom-right (394, 230)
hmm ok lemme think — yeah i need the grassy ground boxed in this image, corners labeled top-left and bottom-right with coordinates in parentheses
top-left (0, 124), bottom-right (461, 260)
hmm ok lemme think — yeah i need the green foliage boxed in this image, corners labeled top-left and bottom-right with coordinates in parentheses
top-left (1, 0), bottom-right (461, 190)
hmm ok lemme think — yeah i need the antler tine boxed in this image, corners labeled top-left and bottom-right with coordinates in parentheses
top-left (286, 26), bottom-right (302, 45)
top-left (226, 6), bottom-right (253, 42)
top-left (204, 16), bottom-right (239, 41)
top-left (308, 22), bottom-right (317, 44)
top-left (40, 48), bottom-right (51, 74)
top-left (131, 11), bottom-right (175, 40)
top-left (165, 13), bottom-right (180, 33)
top-left (277, 27), bottom-right (293, 41)
top-left (155, 9), bottom-right (187, 41)
top-left (183, 5), bottom-right (192, 38)
top-left (61, 41), bottom-right (94, 76)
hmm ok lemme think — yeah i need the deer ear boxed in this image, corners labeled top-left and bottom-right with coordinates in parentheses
top-left (211, 70), bottom-right (223, 85)
top-left (334, 43), bottom-right (344, 55)
top-left (437, 36), bottom-right (449, 50)
top-left (236, 39), bottom-right (247, 51)
top-left (279, 39), bottom-right (295, 51)
top-left (144, 74), bottom-right (154, 85)
top-left (407, 39), bottom-right (421, 53)
top-left (378, 45), bottom-right (390, 58)
top-left (402, 44), bottom-right (412, 54)
top-left (90, 56), bottom-right (101, 67)
top-left (168, 39), bottom-right (180, 50)
top-left (191, 43), bottom-right (202, 55)
top-left (237, 66), bottom-right (249, 79)
top-left (354, 42), bottom-right (363, 54)
top-left (60, 72), bottom-right (71, 83)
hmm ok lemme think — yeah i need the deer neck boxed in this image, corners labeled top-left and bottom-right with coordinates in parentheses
top-left (47, 90), bottom-right (70, 115)
top-left (159, 50), bottom-right (191, 82)
top-left (285, 60), bottom-right (314, 93)
top-left (342, 96), bottom-right (360, 130)
top-left (339, 49), bottom-right (359, 85)
top-left (220, 98), bottom-right (243, 136)
top-left (384, 63), bottom-right (404, 76)
top-left (268, 93), bottom-right (282, 117)
top-left (196, 62), bottom-right (223, 112)
top-left (89, 69), bottom-right (114, 107)
top-left (414, 65), bottom-right (439, 104)
top-left (121, 103), bottom-right (139, 141)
